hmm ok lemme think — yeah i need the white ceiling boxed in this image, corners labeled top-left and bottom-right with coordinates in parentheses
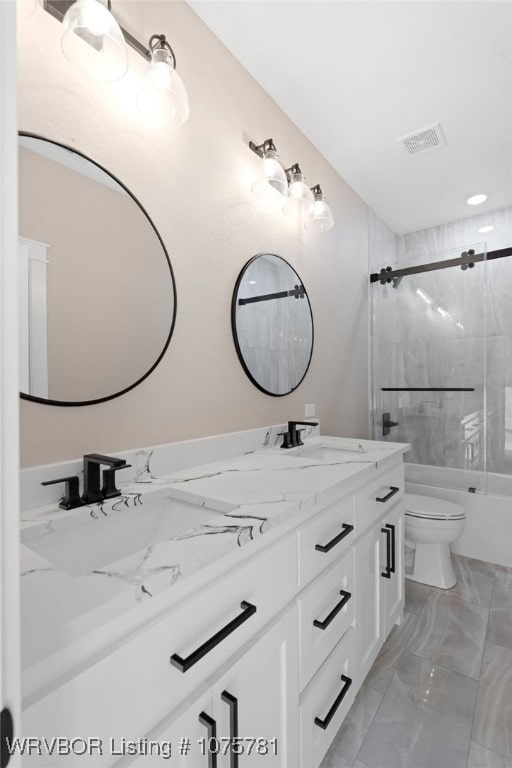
top-left (187, 1), bottom-right (512, 234)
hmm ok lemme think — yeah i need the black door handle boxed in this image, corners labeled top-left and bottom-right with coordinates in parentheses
top-left (1, 708), bottom-right (14, 768)
top-left (313, 590), bottom-right (352, 630)
top-left (315, 523), bottom-right (354, 553)
top-left (386, 523), bottom-right (396, 574)
top-left (199, 712), bottom-right (217, 768)
top-left (314, 675), bottom-right (352, 730)
top-left (171, 601), bottom-right (257, 672)
top-left (376, 486), bottom-right (400, 503)
top-left (381, 527), bottom-right (391, 578)
top-left (221, 691), bottom-right (239, 768)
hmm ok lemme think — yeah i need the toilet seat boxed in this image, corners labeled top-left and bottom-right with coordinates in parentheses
top-left (404, 493), bottom-right (466, 521)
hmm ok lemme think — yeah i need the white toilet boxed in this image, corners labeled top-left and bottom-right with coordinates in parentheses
top-left (404, 493), bottom-right (466, 589)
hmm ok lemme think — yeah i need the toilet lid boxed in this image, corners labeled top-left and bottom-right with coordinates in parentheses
top-left (404, 493), bottom-right (466, 520)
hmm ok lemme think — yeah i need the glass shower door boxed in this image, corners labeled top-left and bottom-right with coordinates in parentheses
top-left (371, 244), bottom-right (487, 493)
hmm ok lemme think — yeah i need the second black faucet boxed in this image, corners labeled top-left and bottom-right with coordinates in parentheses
top-left (280, 421), bottom-right (319, 449)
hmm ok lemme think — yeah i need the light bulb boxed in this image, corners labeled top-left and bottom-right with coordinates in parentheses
top-left (283, 169), bottom-right (314, 217)
top-left (251, 148), bottom-right (288, 199)
top-left (137, 40), bottom-right (189, 127)
top-left (61, 0), bottom-right (128, 82)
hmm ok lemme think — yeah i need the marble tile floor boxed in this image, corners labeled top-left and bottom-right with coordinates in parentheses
top-left (321, 555), bottom-right (512, 768)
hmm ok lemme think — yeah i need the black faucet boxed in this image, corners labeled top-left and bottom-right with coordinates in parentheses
top-left (280, 421), bottom-right (319, 449)
top-left (82, 454), bottom-right (131, 504)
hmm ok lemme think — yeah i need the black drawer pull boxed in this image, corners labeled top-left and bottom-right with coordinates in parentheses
top-left (199, 712), bottom-right (217, 768)
top-left (314, 675), bottom-right (352, 730)
top-left (387, 522), bottom-right (396, 574)
top-left (313, 590), bottom-right (352, 630)
top-left (315, 523), bottom-right (354, 553)
top-left (376, 486), bottom-right (400, 503)
top-left (171, 601), bottom-right (257, 672)
top-left (381, 527), bottom-right (391, 578)
top-left (221, 691), bottom-right (239, 768)
top-left (1, 708), bottom-right (14, 768)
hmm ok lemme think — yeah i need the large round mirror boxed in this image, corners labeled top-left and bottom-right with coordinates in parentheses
top-left (18, 133), bottom-right (176, 406)
top-left (232, 254), bottom-right (314, 396)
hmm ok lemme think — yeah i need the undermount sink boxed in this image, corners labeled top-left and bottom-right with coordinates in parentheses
top-left (298, 442), bottom-right (369, 462)
top-left (21, 492), bottom-right (225, 577)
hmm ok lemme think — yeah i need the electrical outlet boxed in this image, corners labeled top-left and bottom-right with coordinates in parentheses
top-left (305, 404), bottom-right (316, 418)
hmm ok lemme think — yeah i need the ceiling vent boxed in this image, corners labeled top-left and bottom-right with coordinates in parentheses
top-left (398, 123), bottom-right (446, 156)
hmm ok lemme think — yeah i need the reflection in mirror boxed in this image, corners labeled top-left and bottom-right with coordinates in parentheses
top-left (18, 134), bottom-right (176, 405)
top-left (232, 254), bottom-right (313, 396)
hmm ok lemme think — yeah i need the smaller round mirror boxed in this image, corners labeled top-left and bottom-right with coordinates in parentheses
top-left (232, 254), bottom-right (314, 396)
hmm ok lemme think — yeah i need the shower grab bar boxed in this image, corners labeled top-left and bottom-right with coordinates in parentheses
top-left (381, 387), bottom-right (474, 392)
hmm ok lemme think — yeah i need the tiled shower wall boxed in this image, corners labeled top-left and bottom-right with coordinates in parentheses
top-left (370, 206), bottom-right (512, 479)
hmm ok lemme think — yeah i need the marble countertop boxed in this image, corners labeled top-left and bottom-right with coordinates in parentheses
top-left (20, 433), bottom-right (408, 698)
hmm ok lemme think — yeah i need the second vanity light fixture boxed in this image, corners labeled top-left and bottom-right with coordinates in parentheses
top-left (249, 138), bottom-right (335, 232)
top-left (44, 0), bottom-right (189, 126)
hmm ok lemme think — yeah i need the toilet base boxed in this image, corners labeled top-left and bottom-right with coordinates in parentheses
top-left (405, 541), bottom-right (457, 589)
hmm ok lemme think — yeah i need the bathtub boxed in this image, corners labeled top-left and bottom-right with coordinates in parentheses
top-left (405, 463), bottom-right (512, 568)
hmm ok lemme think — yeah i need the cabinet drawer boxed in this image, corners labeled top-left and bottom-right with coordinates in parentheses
top-left (300, 629), bottom-right (355, 768)
top-left (353, 464), bottom-right (404, 537)
top-left (298, 549), bottom-right (354, 690)
top-left (23, 534), bottom-right (298, 768)
top-left (298, 497), bottom-right (355, 587)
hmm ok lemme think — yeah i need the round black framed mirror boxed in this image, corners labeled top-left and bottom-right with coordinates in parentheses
top-left (18, 132), bottom-right (177, 406)
top-left (232, 253), bottom-right (314, 396)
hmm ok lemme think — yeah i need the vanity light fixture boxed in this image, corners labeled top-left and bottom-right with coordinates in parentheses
top-left (304, 185), bottom-right (335, 232)
top-left (249, 138), bottom-right (288, 199)
top-left (247, 139), bottom-right (334, 231)
top-left (44, 0), bottom-right (189, 122)
top-left (60, 0), bottom-right (128, 81)
top-left (137, 35), bottom-right (189, 127)
top-left (478, 225), bottom-right (494, 234)
top-left (282, 164), bottom-right (314, 217)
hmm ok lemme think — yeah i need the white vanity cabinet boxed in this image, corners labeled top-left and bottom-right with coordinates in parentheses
top-left (124, 606), bottom-right (299, 768)
top-left (21, 441), bottom-right (406, 768)
top-left (353, 468), bottom-right (405, 685)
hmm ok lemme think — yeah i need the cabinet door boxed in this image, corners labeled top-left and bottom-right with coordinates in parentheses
top-left (210, 607), bottom-right (300, 768)
top-left (381, 504), bottom-right (404, 637)
top-left (353, 525), bottom-right (383, 687)
top-left (125, 688), bottom-right (214, 768)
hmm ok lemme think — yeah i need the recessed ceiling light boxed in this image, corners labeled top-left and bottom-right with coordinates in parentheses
top-left (478, 225), bottom-right (494, 233)
top-left (466, 194), bottom-right (487, 206)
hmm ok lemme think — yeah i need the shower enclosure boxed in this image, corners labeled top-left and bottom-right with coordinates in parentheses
top-left (370, 240), bottom-right (512, 496)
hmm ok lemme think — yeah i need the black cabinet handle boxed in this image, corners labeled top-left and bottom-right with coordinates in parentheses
top-left (314, 675), bottom-right (352, 730)
top-left (313, 590), bottom-right (352, 630)
top-left (199, 712), bottom-right (217, 768)
top-left (171, 601), bottom-right (257, 672)
top-left (381, 527), bottom-right (391, 578)
top-left (221, 691), bottom-right (239, 768)
top-left (1, 708), bottom-right (14, 768)
top-left (41, 476), bottom-right (84, 510)
top-left (315, 523), bottom-right (354, 553)
top-left (376, 486), bottom-right (400, 503)
top-left (386, 523), bottom-right (396, 574)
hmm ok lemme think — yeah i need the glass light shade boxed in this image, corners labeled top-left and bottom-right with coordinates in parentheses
top-left (282, 174), bottom-right (314, 217)
top-left (61, 0), bottom-right (128, 82)
top-left (304, 198), bottom-right (335, 232)
top-left (18, 0), bottom-right (38, 20)
top-left (251, 149), bottom-right (288, 199)
top-left (137, 47), bottom-right (189, 127)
